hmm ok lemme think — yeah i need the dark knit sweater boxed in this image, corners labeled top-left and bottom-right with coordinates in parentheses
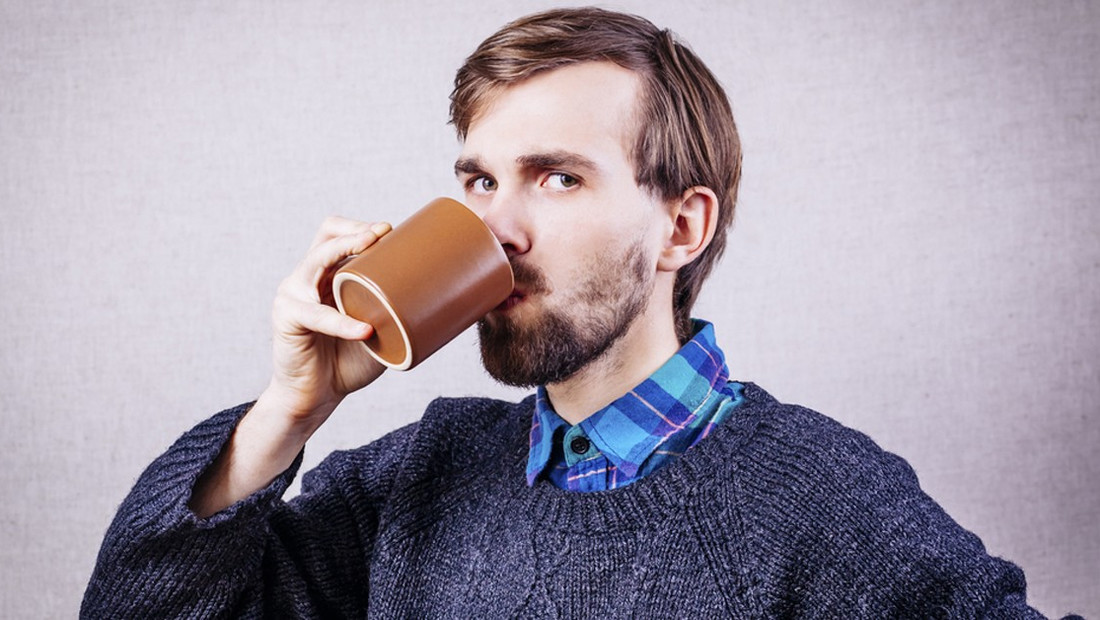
top-left (83, 384), bottom-right (1049, 618)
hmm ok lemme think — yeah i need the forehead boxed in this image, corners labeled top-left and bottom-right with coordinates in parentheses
top-left (460, 62), bottom-right (642, 169)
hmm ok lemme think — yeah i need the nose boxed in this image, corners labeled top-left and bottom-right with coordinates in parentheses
top-left (476, 193), bottom-right (531, 259)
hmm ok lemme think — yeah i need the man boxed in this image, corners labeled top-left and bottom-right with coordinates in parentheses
top-left (83, 8), bottom-right (1054, 618)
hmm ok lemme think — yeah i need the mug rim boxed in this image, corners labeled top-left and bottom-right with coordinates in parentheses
top-left (332, 270), bottom-right (414, 371)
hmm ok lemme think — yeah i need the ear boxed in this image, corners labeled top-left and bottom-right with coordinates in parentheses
top-left (657, 186), bottom-right (719, 272)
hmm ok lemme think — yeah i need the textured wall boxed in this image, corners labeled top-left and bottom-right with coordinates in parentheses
top-left (1, 1), bottom-right (1097, 617)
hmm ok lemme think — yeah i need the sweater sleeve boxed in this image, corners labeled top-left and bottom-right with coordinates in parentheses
top-left (81, 403), bottom-right (414, 619)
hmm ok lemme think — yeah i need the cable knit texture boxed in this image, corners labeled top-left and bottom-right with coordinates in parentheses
top-left (83, 384), bottom-right (1057, 618)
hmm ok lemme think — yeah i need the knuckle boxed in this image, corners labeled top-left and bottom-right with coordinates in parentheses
top-left (309, 303), bottom-right (335, 328)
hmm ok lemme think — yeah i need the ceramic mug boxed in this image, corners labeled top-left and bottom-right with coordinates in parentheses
top-left (332, 197), bottom-right (514, 370)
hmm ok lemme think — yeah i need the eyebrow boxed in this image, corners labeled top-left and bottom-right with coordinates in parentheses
top-left (454, 151), bottom-right (601, 177)
top-left (453, 156), bottom-right (486, 177)
top-left (515, 151), bottom-right (600, 174)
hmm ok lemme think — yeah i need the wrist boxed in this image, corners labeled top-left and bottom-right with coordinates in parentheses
top-left (254, 380), bottom-right (341, 438)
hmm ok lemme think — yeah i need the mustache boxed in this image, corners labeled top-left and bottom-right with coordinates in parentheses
top-left (509, 259), bottom-right (550, 294)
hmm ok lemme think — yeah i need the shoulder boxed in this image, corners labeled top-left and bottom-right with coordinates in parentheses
top-left (718, 383), bottom-right (967, 555)
top-left (307, 394), bottom-right (535, 495)
top-left (417, 394), bottom-right (535, 460)
top-left (419, 394), bottom-right (534, 438)
top-left (729, 383), bottom-right (921, 503)
top-left (722, 385), bottom-right (1032, 616)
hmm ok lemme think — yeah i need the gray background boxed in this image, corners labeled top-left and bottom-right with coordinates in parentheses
top-left (2, 1), bottom-right (1097, 617)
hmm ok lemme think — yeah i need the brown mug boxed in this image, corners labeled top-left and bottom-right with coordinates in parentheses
top-left (332, 197), bottom-right (514, 370)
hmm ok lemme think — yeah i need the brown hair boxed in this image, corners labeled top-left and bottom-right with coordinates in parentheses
top-left (450, 8), bottom-right (741, 342)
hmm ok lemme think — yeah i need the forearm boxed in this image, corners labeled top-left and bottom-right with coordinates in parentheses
top-left (189, 387), bottom-right (333, 518)
top-left (83, 401), bottom-right (394, 619)
top-left (82, 403), bottom-right (304, 618)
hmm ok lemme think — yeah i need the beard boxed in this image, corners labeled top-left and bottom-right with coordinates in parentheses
top-left (478, 238), bottom-right (653, 387)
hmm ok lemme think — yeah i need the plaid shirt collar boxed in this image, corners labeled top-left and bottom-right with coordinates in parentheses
top-left (526, 320), bottom-right (735, 487)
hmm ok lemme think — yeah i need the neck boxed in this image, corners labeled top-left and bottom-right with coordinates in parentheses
top-left (545, 304), bottom-right (681, 426)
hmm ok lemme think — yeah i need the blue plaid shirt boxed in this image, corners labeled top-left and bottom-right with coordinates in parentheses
top-left (526, 320), bottom-right (744, 492)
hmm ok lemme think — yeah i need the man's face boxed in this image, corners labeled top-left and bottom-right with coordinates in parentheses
top-left (455, 62), bottom-right (669, 387)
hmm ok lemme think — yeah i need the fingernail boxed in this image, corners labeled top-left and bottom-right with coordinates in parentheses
top-left (370, 222), bottom-right (392, 236)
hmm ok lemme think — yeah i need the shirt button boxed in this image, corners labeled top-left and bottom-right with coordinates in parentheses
top-left (569, 436), bottom-right (591, 455)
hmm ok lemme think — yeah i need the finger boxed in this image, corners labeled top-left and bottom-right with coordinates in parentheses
top-left (277, 295), bottom-right (374, 341)
top-left (293, 224), bottom-right (392, 298)
top-left (310, 216), bottom-right (390, 249)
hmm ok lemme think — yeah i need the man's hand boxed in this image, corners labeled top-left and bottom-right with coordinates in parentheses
top-left (189, 217), bottom-right (391, 518)
top-left (266, 216), bottom-right (392, 428)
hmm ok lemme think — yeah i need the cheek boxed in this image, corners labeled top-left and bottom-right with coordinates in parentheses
top-left (528, 200), bottom-right (657, 276)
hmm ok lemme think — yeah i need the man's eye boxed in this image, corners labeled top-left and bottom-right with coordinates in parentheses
top-left (469, 176), bottom-right (497, 193)
top-left (545, 173), bottom-right (579, 189)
